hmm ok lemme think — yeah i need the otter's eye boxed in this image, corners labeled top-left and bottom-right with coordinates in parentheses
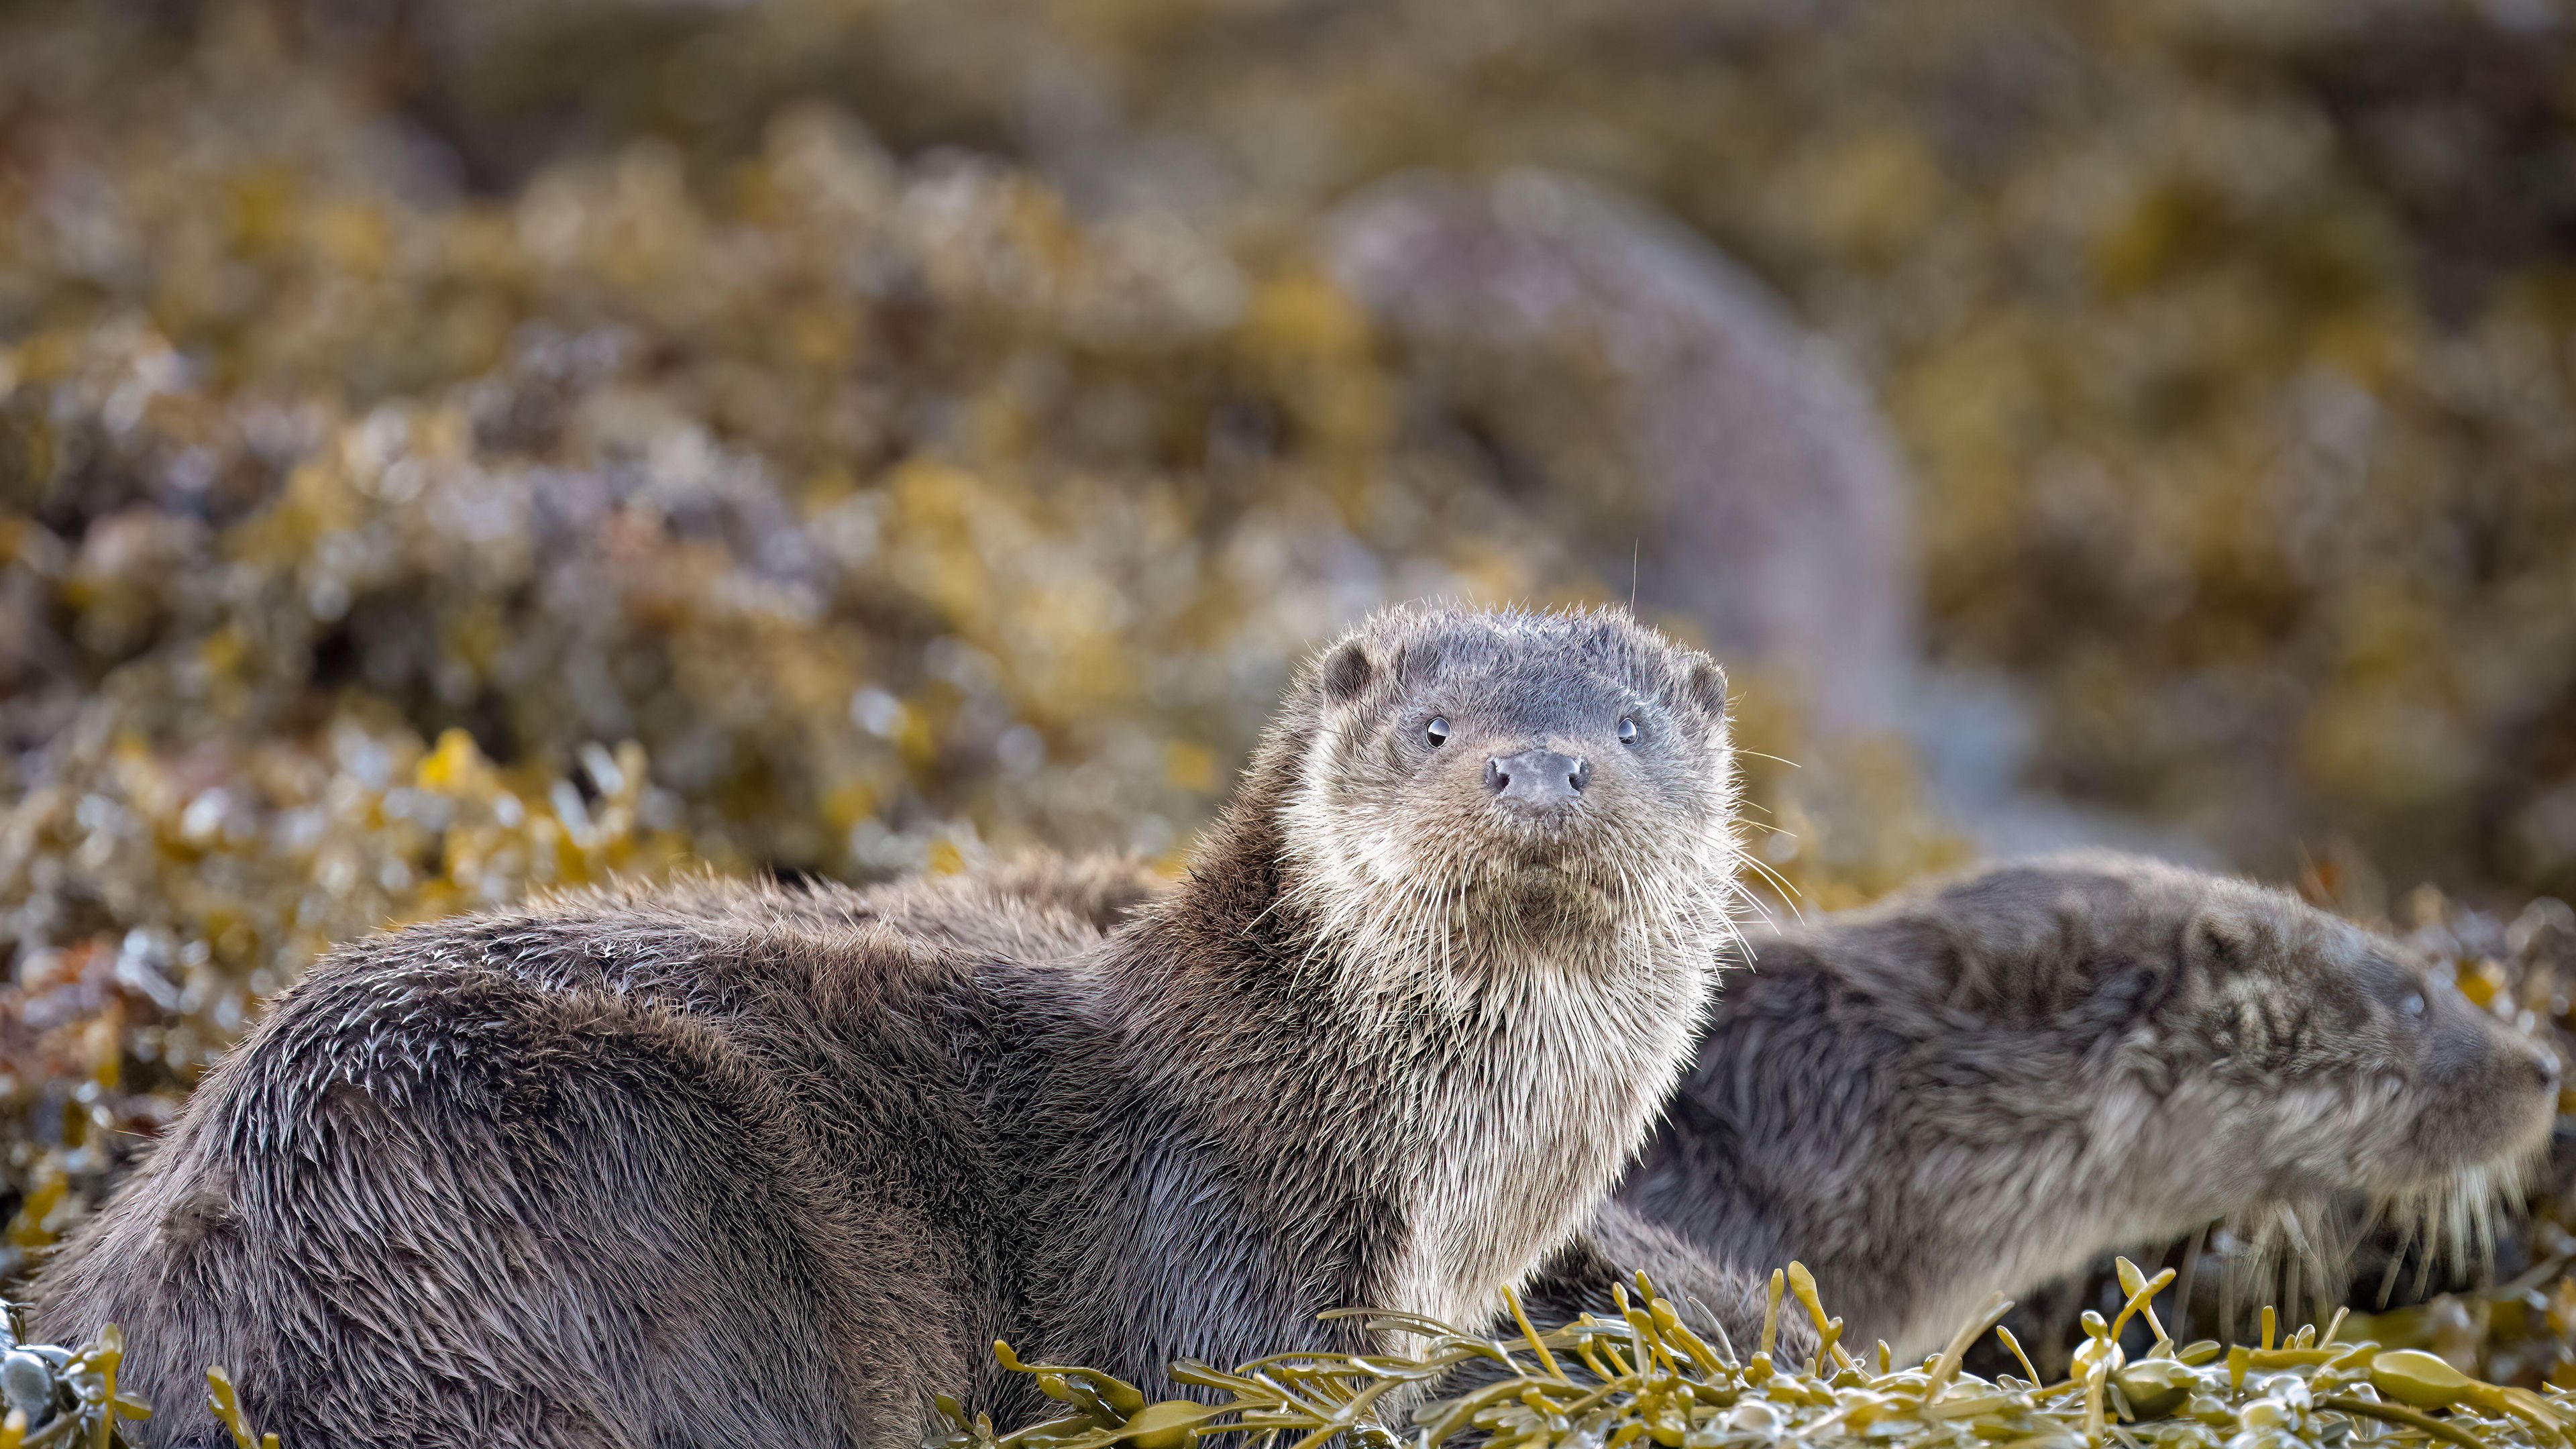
top-left (1617, 716), bottom-right (1639, 746)
top-left (2402, 991), bottom-right (2426, 1018)
top-left (1425, 717), bottom-right (1450, 747)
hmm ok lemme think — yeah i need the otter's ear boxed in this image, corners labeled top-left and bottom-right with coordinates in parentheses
top-left (1319, 641), bottom-right (1375, 706)
top-left (2185, 908), bottom-right (2261, 973)
top-left (2088, 958), bottom-right (2179, 1030)
top-left (1684, 659), bottom-right (1729, 720)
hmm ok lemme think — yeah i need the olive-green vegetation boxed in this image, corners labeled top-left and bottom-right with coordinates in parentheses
top-left (3, 0), bottom-right (2575, 1413)
top-left (11, 1258), bottom-right (2576, 1448)
top-left (938, 1263), bottom-right (2575, 1449)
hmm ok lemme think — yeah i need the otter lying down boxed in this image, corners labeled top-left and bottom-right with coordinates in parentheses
top-left (1625, 851), bottom-right (2560, 1357)
top-left (29, 606), bottom-right (2562, 1446)
top-left (36, 606), bottom-right (1766, 1448)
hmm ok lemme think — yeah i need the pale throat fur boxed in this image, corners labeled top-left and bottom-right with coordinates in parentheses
top-left (1275, 678), bottom-right (1741, 1336)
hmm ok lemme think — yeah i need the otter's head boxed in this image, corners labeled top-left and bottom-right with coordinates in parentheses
top-left (2165, 880), bottom-right (2559, 1209)
top-left (1980, 861), bottom-right (2565, 1289)
top-left (1256, 604), bottom-right (1742, 1004)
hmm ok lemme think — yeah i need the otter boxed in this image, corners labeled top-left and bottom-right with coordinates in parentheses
top-left (32, 604), bottom-right (1761, 1448)
top-left (1617, 852), bottom-right (2563, 1360)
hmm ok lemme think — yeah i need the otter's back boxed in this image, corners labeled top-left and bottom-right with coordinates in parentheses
top-left (33, 881), bottom-right (1032, 1448)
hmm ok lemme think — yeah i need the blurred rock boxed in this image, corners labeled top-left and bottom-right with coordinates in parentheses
top-left (1328, 170), bottom-right (1917, 739)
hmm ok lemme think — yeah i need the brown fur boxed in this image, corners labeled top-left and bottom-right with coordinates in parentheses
top-left (34, 605), bottom-right (1759, 1448)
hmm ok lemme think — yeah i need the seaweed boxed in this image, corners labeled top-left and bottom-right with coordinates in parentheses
top-left (201, 1366), bottom-right (276, 1449)
top-left (0, 1305), bottom-right (147, 1449)
top-left (3, 1264), bottom-right (2568, 1449)
top-left (936, 1263), bottom-right (2576, 1449)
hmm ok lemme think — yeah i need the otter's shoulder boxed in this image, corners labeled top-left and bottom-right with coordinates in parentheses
top-left (364, 881), bottom-right (969, 1000)
top-left (523, 857), bottom-right (1167, 963)
top-left (228, 885), bottom-right (999, 1106)
top-left (859, 854), bottom-right (1168, 961)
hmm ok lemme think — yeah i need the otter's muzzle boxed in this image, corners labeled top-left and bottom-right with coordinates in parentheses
top-left (1485, 748), bottom-right (1591, 812)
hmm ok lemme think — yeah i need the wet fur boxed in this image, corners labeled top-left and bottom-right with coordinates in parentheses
top-left (34, 606), bottom-right (1755, 1448)
top-left (1619, 852), bottom-right (2562, 1358)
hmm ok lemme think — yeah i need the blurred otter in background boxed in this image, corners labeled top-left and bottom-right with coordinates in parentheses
top-left (31, 605), bottom-right (1769, 1448)
top-left (1328, 169), bottom-right (1916, 741)
top-left (1620, 853), bottom-right (2561, 1359)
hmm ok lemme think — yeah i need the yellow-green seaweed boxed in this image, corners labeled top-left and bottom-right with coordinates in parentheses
top-left (934, 1259), bottom-right (2576, 1449)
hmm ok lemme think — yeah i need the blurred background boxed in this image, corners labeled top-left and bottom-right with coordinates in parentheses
top-left (7, 0), bottom-right (2576, 1386)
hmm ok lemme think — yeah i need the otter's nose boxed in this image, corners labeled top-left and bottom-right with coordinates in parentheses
top-left (1485, 749), bottom-right (1591, 809)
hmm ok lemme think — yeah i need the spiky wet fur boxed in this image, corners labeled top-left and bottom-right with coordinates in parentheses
top-left (2209, 1154), bottom-right (2526, 1334)
top-left (33, 605), bottom-right (1756, 1448)
top-left (1620, 851), bottom-right (2560, 1360)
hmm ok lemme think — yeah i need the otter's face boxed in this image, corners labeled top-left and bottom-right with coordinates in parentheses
top-left (1274, 607), bottom-right (1742, 994)
top-left (2178, 893), bottom-right (2559, 1204)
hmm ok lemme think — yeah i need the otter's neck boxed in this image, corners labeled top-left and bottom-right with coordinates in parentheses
top-left (1109, 818), bottom-right (1717, 1346)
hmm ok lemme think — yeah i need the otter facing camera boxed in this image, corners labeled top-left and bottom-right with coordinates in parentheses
top-left (28, 604), bottom-right (1756, 1444)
